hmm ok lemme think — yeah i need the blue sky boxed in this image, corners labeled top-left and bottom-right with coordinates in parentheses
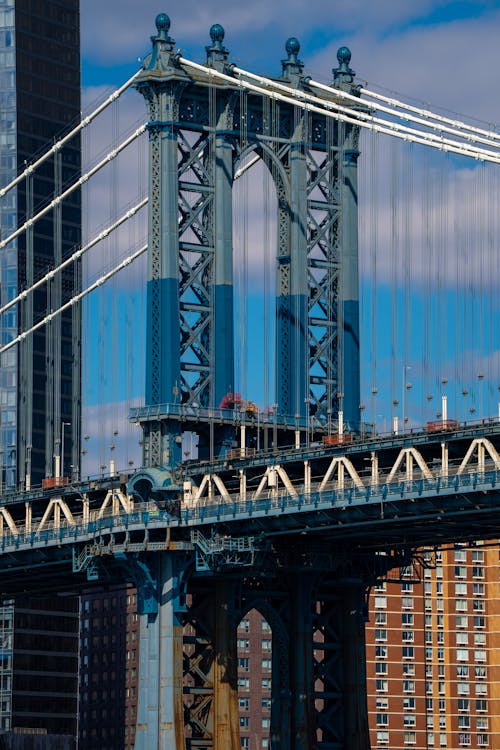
top-left (78, 2), bottom-right (500, 472)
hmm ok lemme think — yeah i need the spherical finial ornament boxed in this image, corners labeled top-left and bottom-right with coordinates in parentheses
top-left (285, 37), bottom-right (301, 56)
top-left (155, 13), bottom-right (171, 34)
top-left (337, 46), bottom-right (351, 66)
top-left (210, 23), bottom-right (225, 44)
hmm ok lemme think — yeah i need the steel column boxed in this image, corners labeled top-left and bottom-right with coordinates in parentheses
top-left (135, 553), bottom-right (184, 750)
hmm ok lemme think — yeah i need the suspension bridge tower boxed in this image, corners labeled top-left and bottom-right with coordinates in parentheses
top-left (129, 14), bottom-right (372, 750)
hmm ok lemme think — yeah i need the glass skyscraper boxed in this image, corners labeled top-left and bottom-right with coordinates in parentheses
top-left (0, 0), bottom-right (81, 490)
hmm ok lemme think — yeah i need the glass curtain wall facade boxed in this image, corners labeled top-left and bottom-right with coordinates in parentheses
top-left (0, 0), bottom-right (81, 491)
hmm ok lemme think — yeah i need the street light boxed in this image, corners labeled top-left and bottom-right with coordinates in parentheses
top-left (61, 422), bottom-right (71, 479)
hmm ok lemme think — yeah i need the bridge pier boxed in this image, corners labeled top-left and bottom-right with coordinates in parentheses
top-left (135, 553), bottom-right (184, 750)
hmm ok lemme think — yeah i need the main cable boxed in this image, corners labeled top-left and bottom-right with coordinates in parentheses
top-left (0, 70), bottom-right (141, 200)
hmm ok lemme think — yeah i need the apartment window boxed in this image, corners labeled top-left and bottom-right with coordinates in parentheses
top-left (438, 664), bottom-right (445, 678)
top-left (476, 699), bottom-right (487, 712)
top-left (473, 582), bottom-right (485, 596)
top-left (241, 739), bottom-right (249, 749)
top-left (426, 698), bottom-right (433, 711)
top-left (375, 582), bottom-right (387, 592)
top-left (474, 616), bottom-right (486, 628)
top-left (427, 716), bottom-right (434, 729)
top-left (376, 731), bottom-right (389, 744)
top-left (457, 683), bottom-right (470, 695)
top-left (436, 565), bottom-right (443, 578)
top-left (239, 698), bottom-right (249, 710)
top-left (457, 665), bottom-right (469, 678)
top-left (458, 699), bottom-right (470, 711)
top-left (475, 683), bottom-right (487, 696)
top-left (402, 646), bottom-right (414, 659)
top-left (375, 612), bottom-right (387, 624)
top-left (403, 697), bottom-right (415, 710)
top-left (262, 658), bottom-right (272, 671)
top-left (404, 731), bottom-right (416, 745)
top-left (458, 716), bottom-right (470, 729)
top-left (238, 639), bottom-right (250, 649)
top-left (474, 633), bottom-right (486, 645)
top-left (476, 718), bottom-right (488, 730)
top-left (261, 620), bottom-right (271, 632)
top-left (376, 662), bottom-right (388, 675)
top-left (439, 733), bottom-right (447, 747)
top-left (474, 650), bottom-right (487, 663)
top-left (375, 629), bottom-right (387, 642)
top-left (261, 697), bottom-right (271, 710)
top-left (402, 597), bottom-right (414, 609)
top-left (238, 658), bottom-right (249, 671)
top-left (436, 598), bottom-right (444, 612)
top-left (454, 549), bottom-right (467, 562)
top-left (425, 647), bottom-right (433, 660)
top-left (262, 678), bottom-right (271, 689)
top-left (262, 639), bottom-right (272, 651)
top-left (402, 582), bottom-right (413, 593)
top-left (438, 647), bottom-right (444, 661)
top-left (438, 682), bottom-right (446, 695)
top-left (455, 566), bottom-right (467, 578)
top-left (402, 630), bottom-right (414, 642)
top-left (477, 734), bottom-right (489, 747)
top-left (456, 599), bottom-right (468, 612)
top-left (240, 717), bottom-right (249, 729)
top-left (425, 598), bottom-right (433, 611)
top-left (403, 680), bottom-right (415, 693)
top-left (472, 566), bottom-right (484, 579)
top-left (436, 581), bottom-right (443, 595)
top-left (376, 697), bottom-right (388, 710)
top-left (376, 645), bottom-right (388, 658)
top-left (475, 666), bottom-right (487, 679)
top-left (376, 680), bottom-right (388, 693)
top-left (424, 581), bottom-right (432, 595)
top-left (426, 681), bottom-right (433, 694)
top-left (374, 596), bottom-right (387, 609)
top-left (426, 664), bottom-right (433, 677)
top-left (455, 583), bottom-right (467, 596)
top-left (262, 718), bottom-right (270, 729)
top-left (427, 733), bottom-right (435, 746)
top-left (456, 632), bottom-right (468, 645)
top-left (238, 677), bottom-right (250, 689)
top-left (437, 614), bottom-right (444, 628)
top-left (439, 716), bottom-right (446, 729)
top-left (472, 549), bottom-right (484, 562)
top-left (401, 565), bottom-right (413, 577)
top-left (458, 733), bottom-right (471, 747)
top-left (425, 614), bottom-right (432, 627)
top-left (404, 714), bottom-right (416, 727)
top-left (402, 613), bottom-right (414, 626)
top-left (403, 663), bottom-right (415, 676)
top-left (376, 714), bottom-right (388, 726)
top-left (456, 615), bottom-right (468, 628)
top-left (473, 599), bottom-right (485, 612)
top-left (439, 699), bottom-right (445, 712)
top-left (437, 631), bottom-right (445, 644)
top-left (425, 631), bottom-right (433, 644)
top-left (240, 619), bottom-right (250, 632)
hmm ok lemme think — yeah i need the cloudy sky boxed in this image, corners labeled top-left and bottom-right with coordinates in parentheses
top-left (81, 1), bottom-right (500, 125)
top-left (78, 1), bottom-right (500, 472)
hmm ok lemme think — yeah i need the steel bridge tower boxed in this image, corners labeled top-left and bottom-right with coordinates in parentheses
top-left (135, 14), bottom-right (362, 470)
top-left (130, 14), bottom-right (370, 750)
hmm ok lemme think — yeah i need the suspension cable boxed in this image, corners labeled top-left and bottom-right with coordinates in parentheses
top-left (0, 196), bottom-right (148, 317)
top-left (0, 71), bottom-right (141, 200)
top-left (228, 63), bottom-right (500, 161)
top-left (0, 243), bottom-right (147, 355)
top-left (178, 57), bottom-right (500, 163)
top-left (304, 77), bottom-right (500, 150)
top-left (0, 124), bottom-right (146, 253)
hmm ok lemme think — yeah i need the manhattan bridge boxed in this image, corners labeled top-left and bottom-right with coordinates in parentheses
top-left (1, 12), bottom-right (500, 750)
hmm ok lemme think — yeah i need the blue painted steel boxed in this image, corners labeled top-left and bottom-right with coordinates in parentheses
top-left (214, 284), bottom-right (234, 406)
top-left (135, 553), bottom-right (183, 749)
top-left (342, 299), bottom-right (360, 429)
top-left (146, 276), bottom-right (181, 405)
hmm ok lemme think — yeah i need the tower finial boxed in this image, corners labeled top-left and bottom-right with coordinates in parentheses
top-left (333, 46), bottom-right (355, 87)
top-left (206, 23), bottom-right (229, 70)
top-left (281, 37), bottom-right (304, 84)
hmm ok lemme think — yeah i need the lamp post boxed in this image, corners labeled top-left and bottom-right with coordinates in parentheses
top-left (402, 366), bottom-right (411, 433)
top-left (61, 422), bottom-right (71, 479)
